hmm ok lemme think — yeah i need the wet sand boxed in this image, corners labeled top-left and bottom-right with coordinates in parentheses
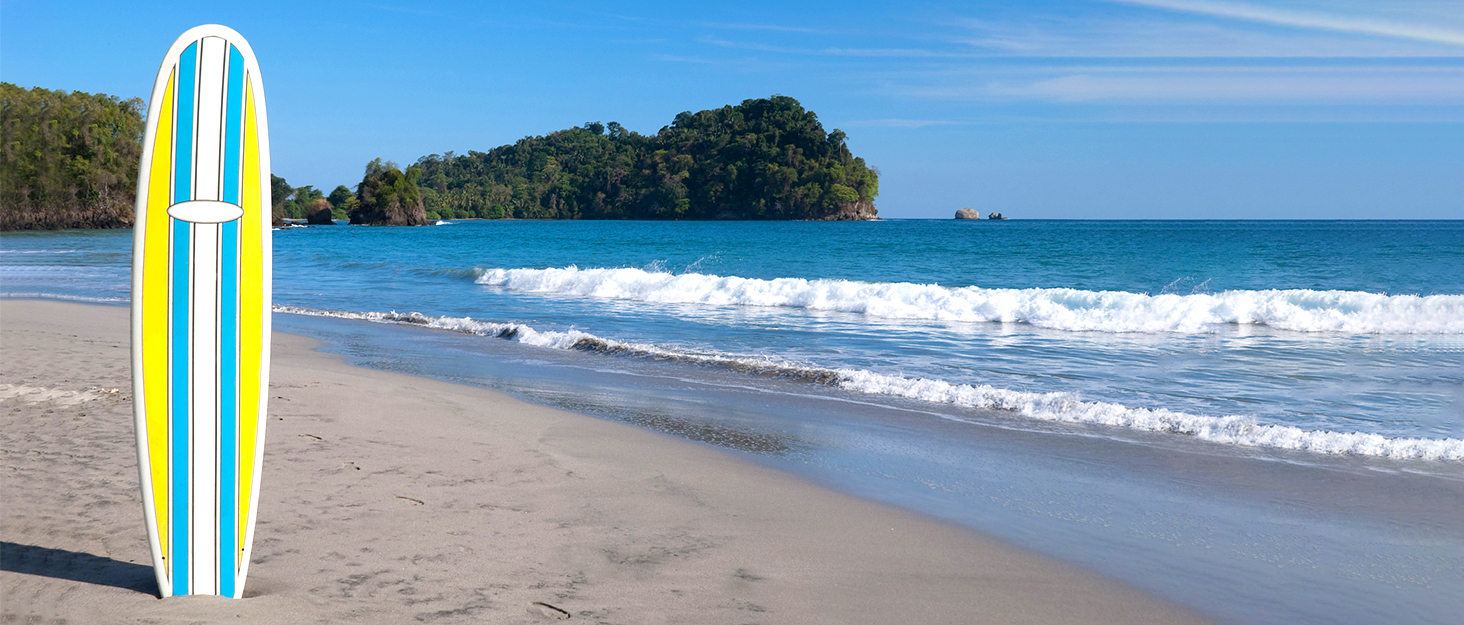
top-left (1, 300), bottom-right (1211, 624)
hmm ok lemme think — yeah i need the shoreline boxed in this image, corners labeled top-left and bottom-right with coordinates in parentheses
top-left (1, 299), bottom-right (1212, 624)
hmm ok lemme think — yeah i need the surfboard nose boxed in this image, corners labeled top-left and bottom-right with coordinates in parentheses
top-left (167, 200), bottom-right (245, 224)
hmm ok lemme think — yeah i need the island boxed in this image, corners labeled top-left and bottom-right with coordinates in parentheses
top-left (407, 95), bottom-right (878, 222)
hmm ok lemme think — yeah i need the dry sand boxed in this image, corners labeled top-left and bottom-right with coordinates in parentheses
top-left (1, 300), bottom-right (1213, 624)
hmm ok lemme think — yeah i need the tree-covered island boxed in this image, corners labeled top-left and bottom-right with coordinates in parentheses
top-left (2, 85), bottom-right (878, 229)
top-left (410, 95), bottom-right (878, 222)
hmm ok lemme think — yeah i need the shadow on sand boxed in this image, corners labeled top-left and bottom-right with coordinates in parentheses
top-left (0, 541), bottom-right (157, 595)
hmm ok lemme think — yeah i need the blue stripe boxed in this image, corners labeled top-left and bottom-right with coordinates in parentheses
top-left (219, 219), bottom-right (239, 597)
top-left (170, 219), bottom-right (190, 596)
top-left (219, 44), bottom-right (246, 597)
top-left (175, 42), bottom-right (197, 204)
top-left (222, 45), bottom-right (244, 205)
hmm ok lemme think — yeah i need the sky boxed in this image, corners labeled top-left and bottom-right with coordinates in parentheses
top-left (3, 0), bottom-right (1462, 219)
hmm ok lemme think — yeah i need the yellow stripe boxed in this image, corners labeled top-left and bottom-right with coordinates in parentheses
top-left (238, 75), bottom-right (262, 550)
top-left (143, 69), bottom-right (175, 567)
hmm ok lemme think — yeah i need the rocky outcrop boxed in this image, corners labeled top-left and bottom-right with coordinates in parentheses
top-left (955, 207), bottom-right (980, 220)
top-left (348, 160), bottom-right (430, 226)
top-left (814, 200), bottom-right (879, 221)
top-left (1, 202), bottom-right (133, 230)
top-left (305, 199), bottom-right (336, 225)
top-left (350, 198), bottom-right (428, 226)
top-left (350, 201), bottom-right (427, 226)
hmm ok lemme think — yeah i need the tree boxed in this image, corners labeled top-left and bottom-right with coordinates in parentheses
top-left (270, 173), bottom-right (293, 225)
top-left (327, 184), bottom-right (355, 220)
top-left (327, 184), bottom-right (352, 208)
top-left (293, 185), bottom-right (323, 215)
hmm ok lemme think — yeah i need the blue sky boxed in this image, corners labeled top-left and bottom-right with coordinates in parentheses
top-left (4, 0), bottom-right (1461, 218)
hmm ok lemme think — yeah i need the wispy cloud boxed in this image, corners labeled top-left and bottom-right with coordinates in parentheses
top-left (700, 36), bottom-right (975, 58)
top-left (957, 14), bottom-right (1464, 58)
top-left (700, 22), bottom-right (827, 34)
top-left (842, 119), bottom-right (970, 128)
top-left (897, 65), bottom-right (1464, 103)
top-left (823, 47), bottom-right (968, 58)
top-left (652, 53), bottom-right (765, 67)
top-left (366, 3), bottom-right (447, 18)
top-left (671, 3), bottom-right (1464, 111)
top-left (1111, 0), bottom-right (1464, 47)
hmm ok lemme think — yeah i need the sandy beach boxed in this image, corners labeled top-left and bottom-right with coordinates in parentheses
top-left (1, 300), bottom-right (1211, 624)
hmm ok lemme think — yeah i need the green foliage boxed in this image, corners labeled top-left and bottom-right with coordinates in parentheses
top-left (294, 185), bottom-right (324, 213)
top-left (349, 158), bottom-right (429, 225)
top-left (327, 184), bottom-right (352, 208)
top-left (410, 96), bottom-right (878, 220)
top-left (328, 185), bottom-right (356, 220)
top-left (1, 82), bottom-right (145, 230)
top-left (269, 175), bottom-right (334, 225)
top-left (269, 173), bottom-right (293, 224)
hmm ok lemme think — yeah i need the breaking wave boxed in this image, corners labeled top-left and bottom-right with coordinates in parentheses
top-left (0, 292), bottom-right (128, 304)
top-left (473, 267), bottom-right (1464, 334)
top-left (276, 305), bottom-right (1464, 461)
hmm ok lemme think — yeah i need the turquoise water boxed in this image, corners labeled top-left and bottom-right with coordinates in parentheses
top-left (10, 220), bottom-right (1460, 452)
top-left (6, 219), bottom-right (1464, 624)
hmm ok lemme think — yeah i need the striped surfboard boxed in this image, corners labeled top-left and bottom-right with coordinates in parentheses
top-left (130, 24), bottom-right (271, 599)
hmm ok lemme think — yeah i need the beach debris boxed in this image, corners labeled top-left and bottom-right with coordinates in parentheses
top-left (528, 602), bottom-right (571, 620)
top-left (299, 433), bottom-right (323, 441)
top-left (395, 495), bottom-right (425, 506)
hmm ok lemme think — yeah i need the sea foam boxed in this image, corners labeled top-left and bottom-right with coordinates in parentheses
top-left (276, 305), bottom-right (1464, 461)
top-left (475, 267), bottom-right (1464, 334)
top-left (0, 292), bottom-right (129, 304)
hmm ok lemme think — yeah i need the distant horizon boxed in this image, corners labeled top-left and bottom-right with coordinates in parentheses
top-left (4, 1), bottom-right (1461, 219)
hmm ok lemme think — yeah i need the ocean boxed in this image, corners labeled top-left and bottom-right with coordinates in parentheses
top-left (5, 219), bottom-right (1463, 624)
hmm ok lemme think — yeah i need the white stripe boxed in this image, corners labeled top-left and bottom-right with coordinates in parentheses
top-left (195, 37), bottom-right (226, 202)
top-left (190, 223), bottom-right (220, 595)
top-left (189, 35), bottom-right (228, 597)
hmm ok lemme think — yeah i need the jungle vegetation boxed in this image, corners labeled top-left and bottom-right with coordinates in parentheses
top-left (411, 95), bottom-right (878, 221)
top-left (1, 83), bottom-right (144, 229)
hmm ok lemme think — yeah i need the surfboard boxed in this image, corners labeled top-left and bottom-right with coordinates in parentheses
top-left (130, 24), bottom-right (271, 599)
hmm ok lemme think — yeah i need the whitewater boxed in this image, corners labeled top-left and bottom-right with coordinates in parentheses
top-left (475, 266), bottom-right (1464, 334)
top-left (276, 305), bottom-right (1464, 461)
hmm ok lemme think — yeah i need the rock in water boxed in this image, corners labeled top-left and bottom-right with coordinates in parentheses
top-left (955, 207), bottom-right (980, 220)
top-left (305, 199), bottom-right (336, 225)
